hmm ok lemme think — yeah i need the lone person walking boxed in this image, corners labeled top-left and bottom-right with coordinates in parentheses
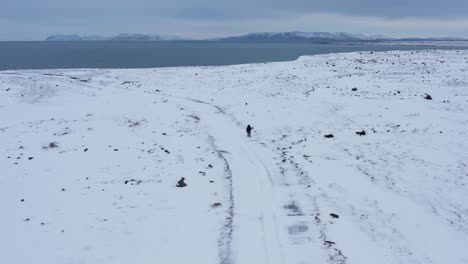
top-left (246, 125), bottom-right (253, 137)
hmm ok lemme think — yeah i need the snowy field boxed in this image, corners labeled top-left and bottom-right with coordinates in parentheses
top-left (1, 50), bottom-right (468, 264)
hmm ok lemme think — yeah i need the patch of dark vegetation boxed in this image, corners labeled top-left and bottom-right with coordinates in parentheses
top-left (188, 115), bottom-right (200, 122)
top-left (284, 201), bottom-right (303, 216)
top-left (54, 127), bottom-right (71, 136)
top-left (127, 119), bottom-right (144, 127)
top-left (43, 142), bottom-right (59, 150)
top-left (124, 179), bottom-right (143, 185)
top-left (288, 223), bottom-right (309, 234)
top-left (324, 240), bottom-right (336, 247)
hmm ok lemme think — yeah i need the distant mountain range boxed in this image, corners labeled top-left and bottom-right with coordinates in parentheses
top-left (216, 32), bottom-right (390, 42)
top-left (45, 32), bottom-right (467, 42)
top-left (46, 33), bottom-right (182, 41)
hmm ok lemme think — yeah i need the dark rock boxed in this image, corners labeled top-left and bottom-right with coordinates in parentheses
top-left (176, 177), bottom-right (187, 187)
top-left (28, 157), bottom-right (34, 160)
top-left (424, 94), bottom-right (433, 100)
top-left (84, 148), bottom-right (88, 152)
top-left (324, 240), bottom-right (336, 247)
top-left (20, 199), bottom-right (24, 202)
top-left (330, 213), bottom-right (339, 219)
top-left (356, 130), bottom-right (366, 136)
top-left (211, 202), bottom-right (222, 208)
top-left (351, 88), bottom-right (358, 91)
top-left (324, 134), bottom-right (334, 138)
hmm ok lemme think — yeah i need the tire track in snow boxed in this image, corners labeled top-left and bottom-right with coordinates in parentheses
top-left (207, 135), bottom-right (235, 264)
top-left (273, 133), bottom-right (348, 264)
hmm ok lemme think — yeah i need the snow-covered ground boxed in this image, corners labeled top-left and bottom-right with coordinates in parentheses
top-left (1, 50), bottom-right (468, 264)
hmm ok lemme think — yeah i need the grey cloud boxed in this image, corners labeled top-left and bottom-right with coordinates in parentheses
top-left (2, 0), bottom-right (467, 19)
top-left (1, 0), bottom-right (467, 40)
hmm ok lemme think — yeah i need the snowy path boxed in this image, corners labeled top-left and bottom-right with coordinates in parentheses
top-left (176, 97), bottom-right (286, 264)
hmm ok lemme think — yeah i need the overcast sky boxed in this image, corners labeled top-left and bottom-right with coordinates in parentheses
top-left (1, 0), bottom-right (468, 40)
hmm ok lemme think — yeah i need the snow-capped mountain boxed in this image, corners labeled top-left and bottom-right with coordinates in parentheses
top-left (218, 31), bottom-right (390, 42)
top-left (46, 33), bottom-right (183, 41)
top-left (110, 33), bottom-right (182, 41)
top-left (46, 34), bottom-right (108, 41)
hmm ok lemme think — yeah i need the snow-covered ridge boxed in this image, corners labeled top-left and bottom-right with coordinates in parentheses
top-left (1, 50), bottom-right (468, 264)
